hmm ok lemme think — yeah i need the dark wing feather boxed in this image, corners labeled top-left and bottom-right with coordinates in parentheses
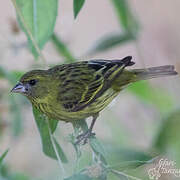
top-left (53, 56), bottom-right (134, 112)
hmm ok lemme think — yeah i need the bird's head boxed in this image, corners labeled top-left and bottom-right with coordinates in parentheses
top-left (11, 70), bottom-right (53, 101)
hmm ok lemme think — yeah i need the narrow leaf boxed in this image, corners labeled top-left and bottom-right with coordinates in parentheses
top-left (73, 119), bottom-right (107, 165)
top-left (51, 33), bottom-right (76, 63)
top-left (9, 173), bottom-right (30, 180)
top-left (153, 109), bottom-right (180, 153)
top-left (86, 33), bottom-right (134, 56)
top-left (127, 81), bottom-right (174, 113)
top-left (11, 71), bottom-right (25, 80)
top-left (32, 106), bottom-right (68, 163)
top-left (90, 138), bottom-right (107, 165)
top-left (103, 143), bottom-right (154, 172)
top-left (15, 0), bottom-right (58, 57)
top-left (9, 96), bottom-right (23, 136)
top-left (111, 0), bottom-right (139, 35)
top-left (0, 66), bottom-right (24, 136)
top-left (49, 118), bottom-right (59, 134)
top-left (73, 0), bottom-right (85, 19)
top-left (0, 67), bottom-right (17, 84)
top-left (0, 149), bottom-right (9, 166)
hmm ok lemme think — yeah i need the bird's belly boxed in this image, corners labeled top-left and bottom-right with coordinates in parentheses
top-left (34, 102), bottom-right (71, 122)
top-left (34, 88), bottom-right (118, 122)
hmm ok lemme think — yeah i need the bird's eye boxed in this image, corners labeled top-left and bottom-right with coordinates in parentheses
top-left (29, 79), bottom-right (37, 86)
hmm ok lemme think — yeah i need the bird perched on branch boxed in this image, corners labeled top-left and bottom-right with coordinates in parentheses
top-left (11, 56), bottom-right (178, 144)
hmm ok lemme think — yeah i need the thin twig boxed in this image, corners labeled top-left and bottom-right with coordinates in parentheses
top-left (111, 169), bottom-right (142, 180)
top-left (47, 118), bottom-right (66, 179)
top-left (11, 0), bottom-right (47, 66)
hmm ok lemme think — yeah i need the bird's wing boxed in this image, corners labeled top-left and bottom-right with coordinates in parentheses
top-left (55, 56), bottom-right (134, 112)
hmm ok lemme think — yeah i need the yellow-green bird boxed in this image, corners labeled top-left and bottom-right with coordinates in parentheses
top-left (11, 56), bottom-right (178, 144)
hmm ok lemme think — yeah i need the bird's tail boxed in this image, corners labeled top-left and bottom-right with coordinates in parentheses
top-left (131, 65), bottom-right (178, 81)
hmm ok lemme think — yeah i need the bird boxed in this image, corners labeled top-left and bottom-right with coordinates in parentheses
top-left (11, 56), bottom-right (178, 144)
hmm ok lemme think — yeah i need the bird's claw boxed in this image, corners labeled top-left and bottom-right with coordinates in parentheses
top-left (75, 130), bottom-right (95, 145)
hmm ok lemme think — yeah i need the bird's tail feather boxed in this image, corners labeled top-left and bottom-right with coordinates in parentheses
top-left (131, 65), bottom-right (178, 81)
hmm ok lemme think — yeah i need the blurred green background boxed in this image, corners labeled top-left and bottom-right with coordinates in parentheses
top-left (0, 0), bottom-right (180, 179)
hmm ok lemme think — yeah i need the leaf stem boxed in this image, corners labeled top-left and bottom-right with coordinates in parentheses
top-left (11, 0), bottom-right (47, 66)
top-left (33, 0), bottom-right (38, 41)
top-left (47, 118), bottom-right (66, 179)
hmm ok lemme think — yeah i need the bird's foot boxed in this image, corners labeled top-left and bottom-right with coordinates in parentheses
top-left (75, 130), bottom-right (95, 145)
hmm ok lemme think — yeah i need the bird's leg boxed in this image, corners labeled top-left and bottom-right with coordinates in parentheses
top-left (75, 114), bottom-right (99, 145)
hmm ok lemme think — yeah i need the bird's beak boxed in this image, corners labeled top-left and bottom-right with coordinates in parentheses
top-left (11, 82), bottom-right (26, 94)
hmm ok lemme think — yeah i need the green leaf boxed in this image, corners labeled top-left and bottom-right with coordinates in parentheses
top-left (110, 169), bottom-right (134, 180)
top-left (73, 0), bottom-right (85, 19)
top-left (51, 33), bottom-right (76, 63)
top-left (127, 81), bottom-right (174, 113)
top-left (72, 119), bottom-right (107, 165)
top-left (0, 66), bottom-right (24, 136)
top-left (153, 109), bottom-right (180, 153)
top-left (11, 71), bottom-right (25, 81)
top-left (64, 174), bottom-right (92, 180)
top-left (65, 165), bottom-right (108, 180)
top-left (152, 109), bottom-right (180, 167)
top-left (110, 171), bottom-right (129, 180)
top-left (86, 33), bottom-right (134, 56)
top-left (90, 138), bottom-right (107, 165)
top-left (69, 133), bottom-right (82, 159)
top-left (49, 118), bottom-right (59, 134)
top-left (15, 0), bottom-right (58, 57)
top-left (105, 145), bottom-right (153, 170)
top-left (111, 0), bottom-right (139, 34)
top-left (0, 150), bottom-right (9, 166)
top-left (9, 96), bottom-right (23, 136)
top-left (64, 174), bottom-right (93, 180)
top-left (0, 164), bottom-right (31, 180)
top-left (32, 106), bottom-right (68, 163)
top-left (0, 67), bottom-right (17, 84)
top-left (0, 67), bottom-right (7, 78)
top-left (11, 173), bottom-right (30, 180)
top-left (0, 66), bottom-right (24, 85)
